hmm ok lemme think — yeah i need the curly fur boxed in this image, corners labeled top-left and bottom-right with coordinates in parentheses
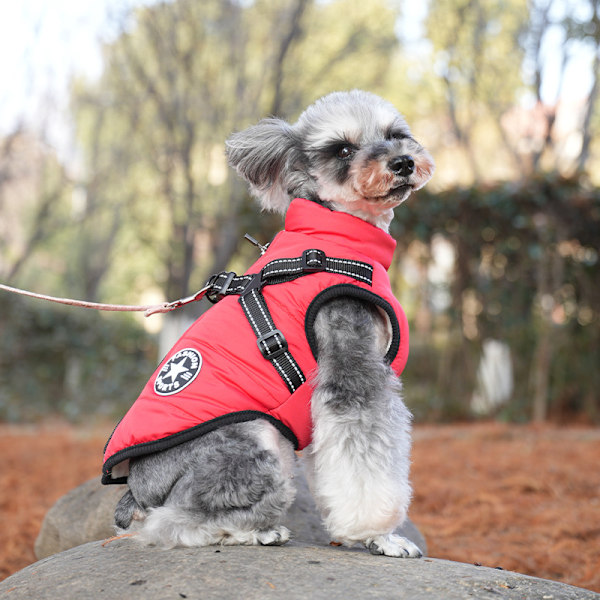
top-left (115, 90), bottom-right (434, 557)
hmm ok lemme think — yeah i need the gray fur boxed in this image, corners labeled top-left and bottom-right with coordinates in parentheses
top-left (114, 490), bottom-right (143, 530)
top-left (115, 90), bottom-right (434, 557)
top-left (226, 118), bottom-right (315, 213)
top-left (118, 421), bottom-right (296, 547)
top-left (310, 298), bottom-right (393, 414)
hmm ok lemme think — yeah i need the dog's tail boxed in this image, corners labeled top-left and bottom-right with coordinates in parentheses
top-left (114, 489), bottom-right (145, 530)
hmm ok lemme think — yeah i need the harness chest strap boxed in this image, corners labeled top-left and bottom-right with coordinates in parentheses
top-left (205, 248), bottom-right (374, 393)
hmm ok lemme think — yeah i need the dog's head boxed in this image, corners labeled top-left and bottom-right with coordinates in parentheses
top-left (226, 90), bottom-right (434, 231)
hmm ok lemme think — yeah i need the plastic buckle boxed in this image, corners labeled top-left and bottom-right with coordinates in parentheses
top-left (241, 272), bottom-right (265, 296)
top-left (206, 271), bottom-right (236, 303)
top-left (301, 249), bottom-right (326, 273)
top-left (256, 329), bottom-right (288, 360)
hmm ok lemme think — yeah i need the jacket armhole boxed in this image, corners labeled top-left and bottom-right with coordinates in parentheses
top-left (304, 283), bottom-right (401, 365)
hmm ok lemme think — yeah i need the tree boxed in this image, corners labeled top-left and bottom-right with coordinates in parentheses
top-left (522, 0), bottom-right (600, 174)
top-left (0, 130), bottom-right (71, 288)
top-left (572, 0), bottom-right (600, 172)
top-left (71, 0), bottom-right (403, 306)
top-left (424, 0), bottom-right (529, 183)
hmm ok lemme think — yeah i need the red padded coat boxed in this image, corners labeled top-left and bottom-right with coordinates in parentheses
top-left (102, 198), bottom-right (409, 484)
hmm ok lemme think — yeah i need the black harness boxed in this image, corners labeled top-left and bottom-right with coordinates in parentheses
top-left (202, 248), bottom-right (374, 393)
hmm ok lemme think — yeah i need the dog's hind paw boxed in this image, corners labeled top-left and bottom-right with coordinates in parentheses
top-left (366, 534), bottom-right (422, 558)
top-left (257, 526), bottom-right (291, 546)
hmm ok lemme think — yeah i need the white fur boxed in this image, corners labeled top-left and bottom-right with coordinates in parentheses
top-left (298, 93), bottom-right (404, 148)
top-left (366, 533), bottom-right (423, 557)
top-left (130, 505), bottom-right (291, 548)
top-left (305, 380), bottom-right (413, 547)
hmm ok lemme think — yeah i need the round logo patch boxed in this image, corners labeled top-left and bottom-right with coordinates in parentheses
top-left (154, 348), bottom-right (202, 396)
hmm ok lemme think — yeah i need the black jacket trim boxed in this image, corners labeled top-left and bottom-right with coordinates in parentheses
top-left (101, 410), bottom-right (298, 485)
top-left (304, 283), bottom-right (401, 365)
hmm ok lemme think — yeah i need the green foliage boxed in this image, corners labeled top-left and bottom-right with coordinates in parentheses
top-left (0, 295), bottom-right (157, 422)
top-left (393, 173), bottom-right (600, 422)
top-left (277, 0), bottom-right (401, 111)
top-left (427, 0), bottom-right (528, 104)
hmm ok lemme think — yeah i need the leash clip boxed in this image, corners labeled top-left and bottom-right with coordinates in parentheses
top-left (244, 233), bottom-right (269, 256)
top-left (145, 285), bottom-right (211, 316)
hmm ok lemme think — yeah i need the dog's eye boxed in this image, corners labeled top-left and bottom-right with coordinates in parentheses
top-left (336, 146), bottom-right (355, 159)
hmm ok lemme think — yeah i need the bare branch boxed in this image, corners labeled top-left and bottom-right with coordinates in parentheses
top-left (5, 172), bottom-right (67, 283)
top-left (577, 1), bottom-right (600, 171)
top-left (270, 0), bottom-right (311, 115)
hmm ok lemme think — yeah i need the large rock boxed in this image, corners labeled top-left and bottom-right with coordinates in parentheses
top-left (35, 462), bottom-right (427, 558)
top-left (18, 465), bottom-right (599, 599)
top-left (3, 538), bottom-right (598, 600)
top-left (34, 478), bottom-right (127, 560)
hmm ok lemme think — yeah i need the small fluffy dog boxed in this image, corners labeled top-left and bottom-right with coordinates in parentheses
top-left (112, 90), bottom-right (434, 557)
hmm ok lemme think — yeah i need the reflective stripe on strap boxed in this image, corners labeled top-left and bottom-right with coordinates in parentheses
top-left (204, 248), bottom-right (374, 393)
top-left (239, 289), bottom-right (306, 393)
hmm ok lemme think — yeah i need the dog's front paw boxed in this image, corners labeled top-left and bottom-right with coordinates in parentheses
top-left (257, 526), bottom-right (291, 546)
top-left (366, 534), bottom-right (422, 558)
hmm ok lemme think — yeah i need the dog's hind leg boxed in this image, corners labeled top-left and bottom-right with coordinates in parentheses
top-left (307, 296), bottom-right (421, 558)
top-left (122, 419), bottom-right (297, 548)
top-left (113, 429), bottom-right (199, 533)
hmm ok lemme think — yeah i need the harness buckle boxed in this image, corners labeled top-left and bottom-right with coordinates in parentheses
top-left (206, 271), bottom-right (236, 303)
top-left (256, 329), bottom-right (288, 360)
top-left (301, 249), bottom-right (326, 273)
top-left (241, 272), bottom-right (265, 296)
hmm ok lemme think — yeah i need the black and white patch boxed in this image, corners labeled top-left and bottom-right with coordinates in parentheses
top-left (154, 348), bottom-right (202, 396)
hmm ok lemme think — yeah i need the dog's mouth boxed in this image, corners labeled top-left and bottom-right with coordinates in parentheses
top-left (390, 183), bottom-right (413, 195)
top-left (371, 183), bottom-right (413, 204)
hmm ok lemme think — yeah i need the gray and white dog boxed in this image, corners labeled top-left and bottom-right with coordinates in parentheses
top-left (115, 90), bottom-right (434, 557)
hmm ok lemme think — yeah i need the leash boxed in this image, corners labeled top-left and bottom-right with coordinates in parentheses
top-left (0, 282), bottom-right (211, 317)
top-left (0, 235), bottom-right (269, 318)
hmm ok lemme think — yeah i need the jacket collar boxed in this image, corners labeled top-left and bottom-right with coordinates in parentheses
top-left (284, 198), bottom-right (397, 270)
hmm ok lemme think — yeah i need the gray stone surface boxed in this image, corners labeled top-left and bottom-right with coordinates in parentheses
top-left (34, 462), bottom-right (427, 559)
top-left (3, 538), bottom-right (598, 600)
top-left (17, 464), bottom-right (598, 599)
top-left (34, 478), bottom-right (127, 560)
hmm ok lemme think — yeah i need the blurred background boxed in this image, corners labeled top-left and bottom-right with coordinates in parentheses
top-left (0, 0), bottom-right (598, 425)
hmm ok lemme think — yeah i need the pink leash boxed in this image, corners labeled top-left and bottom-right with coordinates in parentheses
top-left (0, 283), bottom-right (210, 317)
top-left (0, 236), bottom-right (267, 317)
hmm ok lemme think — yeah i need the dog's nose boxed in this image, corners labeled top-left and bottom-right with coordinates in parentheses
top-left (388, 155), bottom-right (415, 177)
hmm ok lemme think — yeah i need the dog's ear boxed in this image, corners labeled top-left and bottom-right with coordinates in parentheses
top-left (226, 118), bottom-right (302, 213)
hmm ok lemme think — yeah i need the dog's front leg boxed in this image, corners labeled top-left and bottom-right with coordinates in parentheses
top-left (307, 297), bottom-right (421, 558)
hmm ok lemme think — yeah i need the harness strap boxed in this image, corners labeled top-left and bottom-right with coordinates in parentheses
top-left (239, 288), bottom-right (306, 393)
top-left (261, 249), bottom-right (373, 284)
top-left (205, 248), bottom-right (374, 393)
top-left (206, 249), bottom-right (373, 303)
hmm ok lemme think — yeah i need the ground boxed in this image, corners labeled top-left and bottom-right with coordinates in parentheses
top-left (0, 422), bottom-right (598, 593)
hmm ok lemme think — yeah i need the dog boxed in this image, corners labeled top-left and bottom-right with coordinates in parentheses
top-left (108, 90), bottom-right (434, 557)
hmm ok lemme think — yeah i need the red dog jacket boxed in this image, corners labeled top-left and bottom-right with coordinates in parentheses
top-left (102, 198), bottom-right (409, 484)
